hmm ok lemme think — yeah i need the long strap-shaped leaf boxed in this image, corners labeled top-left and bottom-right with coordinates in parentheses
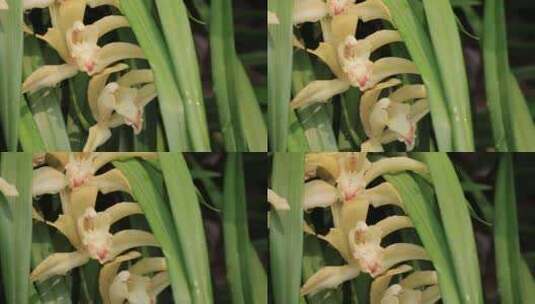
top-left (0, 0), bottom-right (23, 151)
top-left (385, 173), bottom-right (462, 304)
top-left (120, 0), bottom-right (190, 151)
top-left (423, 0), bottom-right (474, 151)
top-left (114, 159), bottom-right (192, 303)
top-left (268, 0), bottom-right (294, 151)
top-left (223, 154), bottom-right (267, 304)
top-left (494, 155), bottom-right (523, 303)
top-left (155, 0), bottom-right (211, 151)
top-left (159, 153), bottom-right (213, 304)
top-left (383, 0), bottom-right (453, 151)
top-left (419, 153), bottom-right (483, 304)
top-left (270, 152), bottom-right (304, 304)
top-left (0, 153), bottom-right (33, 303)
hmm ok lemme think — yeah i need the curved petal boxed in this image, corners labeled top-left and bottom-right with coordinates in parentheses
top-left (370, 264), bottom-right (413, 304)
top-left (400, 271), bottom-right (438, 289)
top-left (93, 42), bottom-right (145, 75)
top-left (0, 0), bottom-right (7, 9)
top-left (364, 157), bottom-right (428, 185)
top-left (375, 215), bottom-right (413, 238)
top-left (308, 42), bottom-right (344, 79)
top-left (0, 177), bottom-right (18, 197)
top-left (117, 69), bottom-right (154, 87)
top-left (318, 228), bottom-right (352, 262)
top-left (360, 139), bottom-right (384, 152)
top-left (32, 166), bottom-right (67, 196)
top-left (69, 185), bottom-right (99, 220)
top-left (91, 168), bottom-right (131, 194)
top-left (410, 98), bottom-right (429, 123)
top-left (305, 153), bottom-right (340, 180)
top-left (364, 30), bottom-right (401, 53)
top-left (290, 79), bottom-right (350, 109)
top-left (421, 285), bottom-right (441, 304)
top-left (30, 251), bottom-right (89, 282)
top-left (340, 199), bottom-right (370, 233)
top-left (129, 257), bottom-right (167, 275)
top-left (36, 27), bottom-right (70, 61)
top-left (303, 179), bottom-right (339, 210)
top-left (135, 83), bottom-right (157, 108)
top-left (360, 79), bottom-right (401, 137)
top-left (389, 84), bottom-right (427, 103)
top-left (382, 243), bottom-right (430, 272)
top-left (84, 124), bottom-right (112, 152)
top-left (300, 265), bottom-right (359, 296)
top-left (107, 230), bottom-right (159, 263)
top-left (293, 0), bottom-right (328, 24)
top-left (105, 202), bottom-right (143, 225)
top-left (369, 57), bottom-right (419, 89)
top-left (50, 214), bottom-right (81, 249)
top-left (56, 0), bottom-right (87, 33)
top-left (92, 152), bottom-right (156, 171)
top-left (361, 182), bottom-right (403, 210)
top-left (149, 272), bottom-right (170, 298)
top-left (88, 64), bottom-right (129, 119)
top-left (350, 0), bottom-right (392, 23)
top-left (87, 0), bottom-right (120, 9)
top-left (91, 15), bottom-right (129, 39)
top-left (22, 64), bottom-right (78, 94)
top-left (330, 13), bottom-right (359, 47)
top-left (99, 251), bottom-right (141, 304)
top-left (267, 189), bottom-right (290, 211)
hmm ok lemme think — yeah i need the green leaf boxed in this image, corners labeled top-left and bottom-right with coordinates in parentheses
top-left (419, 153), bottom-right (483, 304)
top-left (422, 0), bottom-right (475, 151)
top-left (270, 152), bottom-right (304, 304)
top-left (0, 153), bottom-right (33, 303)
top-left (268, 0), bottom-right (294, 151)
top-left (114, 159), bottom-right (192, 303)
top-left (385, 173), bottom-right (462, 304)
top-left (493, 154), bottom-right (523, 303)
top-left (158, 153), bottom-right (213, 304)
top-left (223, 154), bottom-right (267, 304)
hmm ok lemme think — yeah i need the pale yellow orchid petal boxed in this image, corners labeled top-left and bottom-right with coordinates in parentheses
top-left (348, 221), bottom-right (385, 276)
top-left (268, 11), bottom-right (279, 25)
top-left (91, 15), bottom-right (129, 39)
top-left (23, 0), bottom-right (55, 10)
top-left (113, 86), bottom-right (143, 132)
top-left (381, 284), bottom-right (423, 304)
top-left (386, 102), bottom-right (414, 146)
top-left (56, 0), bottom-right (87, 33)
top-left (293, 0), bottom-right (328, 24)
top-left (93, 42), bottom-right (145, 75)
top-left (303, 179), bottom-right (338, 210)
top-left (87, 0), bottom-right (119, 8)
top-left (368, 57), bottom-right (419, 89)
top-left (421, 285), bottom-right (441, 304)
top-left (99, 251), bottom-right (142, 304)
top-left (305, 153), bottom-right (340, 180)
top-left (36, 28), bottom-right (70, 62)
top-left (389, 84), bottom-right (427, 103)
top-left (300, 264), bottom-right (360, 296)
top-left (67, 21), bottom-right (101, 74)
top-left (0, 177), bottom-right (18, 197)
top-left (51, 214), bottom-right (82, 248)
top-left (360, 79), bottom-right (401, 137)
top-left (32, 166), bottom-right (67, 196)
top-left (267, 189), bottom-right (290, 211)
top-left (400, 270), bottom-right (438, 289)
top-left (135, 83), bottom-right (157, 108)
top-left (92, 152), bottom-right (156, 171)
top-left (149, 272), bottom-right (170, 299)
top-left (361, 182), bottom-right (403, 210)
top-left (117, 69), bottom-right (154, 87)
top-left (109, 271), bottom-right (130, 304)
top-left (107, 230), bottom-right (159, 263)
top-left (338, 36), bottom-right (373, 89)
top-left (360, 139), bottom-right (384, 152)
top-left (104, 202), bottom-right (143, 224)
top-left (22, 64), bottom-right (78, 94)
top-left (365, 30), bottom-right (402, 53)
top-left (336, 153), bottom-right (371, 202)
top-left (349, 0), bottom-right (392, 23)
top-left (410, 99), bottom-right (429, 123)
top-left (375, 215), bottom-right (413, 238)
top-left (290, 78), bottom-right (350, 109)
top-left (330, 13), bottom-right (359, 47)
top-left (318, 228), bottom-right (352, 262)
top-left (370, 264), bottom-right (413, 304)
top-left (23, 23), bottom-right (34, 34)
top-left (364, 157), bottom-right (428, 185)
top-left (0, 0), bottom-right (7, 10)
top-left (78, 207), bottom-right (113, 263)
top-left (30, 251), bottom-right (89, 282)
top-left (308, 42), bottom-right (345, 79)
top-left (382, 243), bottom-right (430, 273)
top-left (69, 185), bottom-right (99, 220)
top-left (368, 98), bottom-right (389, 138)
top-left (84, 124), bottom-right (112, 152)
top-left (87, 64), bottom-right (129, 119)
top-left (340, 199), bottom-right (370, 234)
top-left (129, 257), bottom-right (167, 275)
top-left (90, 168), bottom-right (132, 194)
top-left (65, 154), bottom-right (97, 189)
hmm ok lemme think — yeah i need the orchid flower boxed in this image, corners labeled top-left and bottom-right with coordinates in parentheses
top-left (303, 152), bottom-right (427, 208)
top-left (359, 79), bottom-right (429, 151)
top-left (293, 0), bottom-right (390, 26)
top-left (32, 152), bottom-right (156, 197)
top-left (0, 177), bottom-right (18, 197)
top-left (30, 186), bottom-right (159, 282)
top-left (21, 1), bottom-right (144, 94)
top-left (99, 251), bottom-right (170, 304)
top-left (370, 265), bottom-right (441, 304)
top-left (84, 65), bottom-right (158, 152)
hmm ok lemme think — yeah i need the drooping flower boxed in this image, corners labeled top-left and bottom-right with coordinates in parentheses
top-left (360, 79), bottom-right (429, 151)
top-left (30, 186), bottom-right (159, 282)
top-left (22, 2), bottom-right (143, 94)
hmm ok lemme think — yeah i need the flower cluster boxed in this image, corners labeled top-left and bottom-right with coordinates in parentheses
top-left (22, 1), bottom-right (157, 151)
top-left (300, 153), bottom-right (441, 303)
top-left (290, 0), bottom-right (429, 151)
top-left (31, 152), bottom-right (170, 303)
